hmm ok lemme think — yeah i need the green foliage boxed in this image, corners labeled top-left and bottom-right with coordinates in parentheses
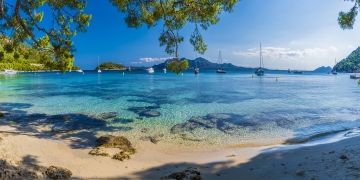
top-left (0, 36), bottom-right (77, 71)
top-left (111, 0), bottom-right (238, 57)
top-left (0, 0), bottom-right (92, 70)
top-left (97, 62), bottom-right (125, 70)
top-left (167, 59), bottom-right (189, 74)
top-left (339, 0), bottom-right (359, 29)
top-left (334, 47), bottom-right (360, 73)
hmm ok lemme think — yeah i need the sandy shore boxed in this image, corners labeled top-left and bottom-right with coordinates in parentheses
top-left (0, 124), bottom-right (360, 179)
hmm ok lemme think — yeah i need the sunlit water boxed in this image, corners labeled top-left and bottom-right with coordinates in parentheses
top-left (1, 71), bottom-right (360, 148)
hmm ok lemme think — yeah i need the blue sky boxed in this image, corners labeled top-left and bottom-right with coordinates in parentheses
top-left (72, 0), bottom-right (360, 70)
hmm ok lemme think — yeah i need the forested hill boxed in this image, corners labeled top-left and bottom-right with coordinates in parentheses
top-left (334, 47), bottom-right (360, 73)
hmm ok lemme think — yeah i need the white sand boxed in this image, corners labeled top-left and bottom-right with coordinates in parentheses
top-left (0, 124), bottom-right (359, 179)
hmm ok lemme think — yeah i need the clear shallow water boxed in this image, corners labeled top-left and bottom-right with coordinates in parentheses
top-left (1, 71), bottom-right (360, 147)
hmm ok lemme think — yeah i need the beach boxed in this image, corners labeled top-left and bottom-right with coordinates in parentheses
top-left (0, 72), bottom-right (360, 179)
top-left (1, 123), bottom-right (360, 179)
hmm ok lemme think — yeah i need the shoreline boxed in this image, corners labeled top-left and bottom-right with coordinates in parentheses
top-left (1, 123), bottom-right (360, 179)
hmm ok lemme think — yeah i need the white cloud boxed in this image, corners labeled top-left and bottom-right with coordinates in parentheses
top-left (233, 46), bottom-right (338, 60)
top-left (132, 57), bottom-right (173, 64)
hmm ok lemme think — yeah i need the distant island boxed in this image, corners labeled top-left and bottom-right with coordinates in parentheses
top-left (334, 47), bottom-right (360, 73)
top-left (96, 62), bottom-right (126, 70)
top-left (313, 66), bottom-right (332, 73)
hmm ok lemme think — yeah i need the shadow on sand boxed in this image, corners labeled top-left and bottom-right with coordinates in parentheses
top-left (114, 135), bottom-right (360, 180)
top-left (0, 102), bottom-right (132, 149)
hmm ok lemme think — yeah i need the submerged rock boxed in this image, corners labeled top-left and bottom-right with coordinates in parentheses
top-left (45, 166), bottom-right (72, 179)
top-left (139, 110), bottom-right (161, 118)
top-left (170, 113), bottom-right (254, 134)
top-left (98, 112), bottom-right (118, 120)
top-left (140, 134), bottom-right (164, 144)
top-left (141, 128), bottom-right (150, 133)
top-left (89, 135), bottom-right (136, 161)
top-left (128, 106), bottom-right (161, 118)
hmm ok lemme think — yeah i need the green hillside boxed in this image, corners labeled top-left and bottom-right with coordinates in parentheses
top-left (334, 47), bottom-right (360, 73)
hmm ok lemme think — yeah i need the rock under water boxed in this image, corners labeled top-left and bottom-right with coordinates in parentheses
top-left (171, 113), bottom-right (255, 134)
top-left (128, 106), bottom-right (161, 118)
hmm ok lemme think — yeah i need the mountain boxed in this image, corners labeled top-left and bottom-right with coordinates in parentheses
top-left (333, 47), bottom-right (360, 73)
top-left (313, 66), bottom-right (332, 73)
top-left (153, 57), bottom-right (256, 71)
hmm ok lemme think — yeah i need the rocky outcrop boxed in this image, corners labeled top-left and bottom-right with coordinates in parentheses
top-left (0, 159), bottom-right (72, 180)
top-left (89, 135), bottom-right (136, 161)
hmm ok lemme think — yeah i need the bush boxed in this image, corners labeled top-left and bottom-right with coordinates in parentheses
top-left (167, 59), bottom-right (189, 74)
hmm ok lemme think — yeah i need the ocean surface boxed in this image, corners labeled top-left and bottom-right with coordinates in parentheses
top-left (1, 70), bottom-right (360, 147)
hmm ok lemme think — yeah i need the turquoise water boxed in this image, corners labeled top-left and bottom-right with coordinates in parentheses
top-left (1, 71), bottom-right (360, 147)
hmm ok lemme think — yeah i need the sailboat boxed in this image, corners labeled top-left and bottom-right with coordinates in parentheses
top-left (255, 43), bottom-right (265, 76)
top-left (332, 58), bottom-right (338, 75)
top-left (194, 60), bottom-right (200, 74)
top-left (97, 56), bottom-right (102, 73)
top-left (147, 67), bottom-right (155, 74)
top-left (1, 69), bottom-right (17, 75)
top-left (216, 50), bottom-right (226, 73)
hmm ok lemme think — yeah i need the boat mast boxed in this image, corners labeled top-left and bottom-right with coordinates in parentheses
top-left (259, 42), bottom-right (263, 69)
top-left (98, 56), bottom-right (100, 68)
top-left (218, 50), bottom-right (223, 69)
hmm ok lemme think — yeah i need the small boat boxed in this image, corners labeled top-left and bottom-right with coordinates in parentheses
top-left (292, 70), bottom-right (303, 74)
top-left (147, 67), bottom-right (155, 74)
top-left (255, 43), bottom-right (265, 76)
top-left (163, 68), bottom-right (167, 74)
top-left (255, 68), bottom-right (264, 76)
top-left (350, 74), bottom-right (360, 79)
top-left (216, 68), bottom-right (226, 74)
top-left (1, 69), bottom-right (17, 75)
top-left (194, 67), bottom-right (200, 74)
top-left (97, 56), bottom-right (102, 73)
top-left (216, 50), bottom-right (226, 74)
top-left (332, 58), bottom-right (338, 75)
top-left (127, 67), bottom-right (132, 71)
top-left (194, 60), bottom-right (200, 74)
top-left (76, 69), bottom-right (84, 73)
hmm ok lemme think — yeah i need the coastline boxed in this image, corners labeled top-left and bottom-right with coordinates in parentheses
top-left (1, 123), bottom-right (360, 179)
